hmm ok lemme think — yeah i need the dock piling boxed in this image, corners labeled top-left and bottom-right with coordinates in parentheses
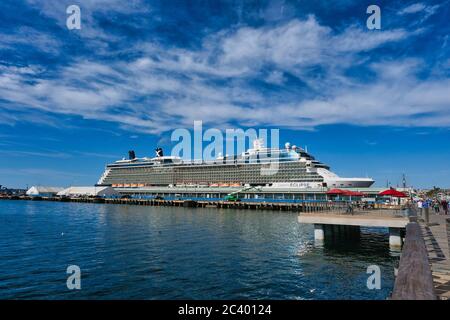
top-left (314, 224), bottom-right (325, 241)
top-left (389, 227), bottom-right (403, 247)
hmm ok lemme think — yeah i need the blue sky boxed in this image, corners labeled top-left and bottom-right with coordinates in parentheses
top-left (0, 0), bottom-right (449, 189)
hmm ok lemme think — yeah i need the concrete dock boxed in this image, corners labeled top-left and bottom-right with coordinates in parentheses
top-left (298, 210), bottom-right (409, 246)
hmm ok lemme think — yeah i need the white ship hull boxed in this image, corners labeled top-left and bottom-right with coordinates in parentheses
top-left (316, 168), bottom-right (374, 188)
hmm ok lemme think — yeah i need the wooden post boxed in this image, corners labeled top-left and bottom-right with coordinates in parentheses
top-left (424, 207), bottom-right (430, 224)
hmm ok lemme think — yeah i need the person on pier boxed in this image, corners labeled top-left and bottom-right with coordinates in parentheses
top-left (441, 199), bottom-right (449, 215)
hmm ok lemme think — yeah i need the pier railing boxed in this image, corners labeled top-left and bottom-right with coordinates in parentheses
top-left (391, 222), bottom-right (436, 300)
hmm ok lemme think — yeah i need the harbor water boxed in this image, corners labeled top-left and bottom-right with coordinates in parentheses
top-left (0, 200), bottom-right (399, 299)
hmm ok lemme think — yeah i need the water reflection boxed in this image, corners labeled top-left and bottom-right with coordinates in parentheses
top-left (0, 201), bottom-right (399, 300)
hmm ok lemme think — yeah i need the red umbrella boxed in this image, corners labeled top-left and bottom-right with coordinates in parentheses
top-left (326, 189), bottom-right (347, 195)
top-left (345, 191), bottom-right (365, 196)
top-left (379, 188), bottom-right (407, 197)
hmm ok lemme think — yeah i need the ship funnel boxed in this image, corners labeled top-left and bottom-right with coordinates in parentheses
top-left (128, 150), bottom-right (136, 160)
top-left (155, 147), bottom-right (164, 157)
top-left (285, 142), bottom-right (291, 150)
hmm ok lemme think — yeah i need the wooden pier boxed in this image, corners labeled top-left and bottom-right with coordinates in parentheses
top-left (297, 206), bottom-right (449, 300)
top-left (420, 214), bottom-right (450, 300)
top-left (0, 195), bottom-right (354, 212)
top-left (391, 222), bottom-right (436, 300)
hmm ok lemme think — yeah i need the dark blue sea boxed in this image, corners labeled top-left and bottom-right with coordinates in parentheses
top-left (0, 200), bottom-right (399, 299)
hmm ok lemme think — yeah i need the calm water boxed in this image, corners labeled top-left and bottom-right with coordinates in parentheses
top-left (0, 200), bottom-right (399, 299)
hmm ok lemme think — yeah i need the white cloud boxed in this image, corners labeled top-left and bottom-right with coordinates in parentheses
top-left (1, 15), bottom-right (448, 134)
top-left (218, 17), bottom-right (409, 70)
top-left (0, 27), bottom-right (61, 54)
top-left (398, 2), bottom-right (440, 23)
top-left (265, 71), bottom-right (286, 85)
top-left (0, 149), bottom-right (71, 159)
top-left (332, 27), bottom-right (408, 52)
top-left (398, 3), bottom-right (427, 14)
top-left (24, 0), bottom-right (152, 54)
top-left (219, 17), bottom-right (331, 69)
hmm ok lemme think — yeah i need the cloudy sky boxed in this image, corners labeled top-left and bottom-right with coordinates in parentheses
top-left (0, 0), bottom-right (449, 188)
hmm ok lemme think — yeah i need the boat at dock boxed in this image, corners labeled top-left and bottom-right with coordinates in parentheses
top-left (97, 139), bottom-right (374, 190)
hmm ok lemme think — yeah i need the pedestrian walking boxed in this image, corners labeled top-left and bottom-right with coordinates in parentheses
top-left (442, 199), bottom-right (449, 215)
top-left (417, 199), bottom-right (423, 216)
top-left (346, 202), bottom-right (354, 214)
top-left (433, 200), bottom-right (440, 214)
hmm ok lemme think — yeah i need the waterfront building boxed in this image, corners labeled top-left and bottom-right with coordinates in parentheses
top-left (57, 186), bottom-right (120, 198)
top-left (0, 186), bottom-right (26, 196)
top-left (26, 186), bottom-right (64, 197)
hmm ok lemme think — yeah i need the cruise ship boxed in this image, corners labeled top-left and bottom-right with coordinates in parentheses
top-left (97, 139), bottom-right (374, 189)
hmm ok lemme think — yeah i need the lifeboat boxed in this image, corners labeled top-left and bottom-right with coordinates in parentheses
top-left (124, 184), bottom-right (131, 188)
top-left (138, 184), bottom-right (145, 187)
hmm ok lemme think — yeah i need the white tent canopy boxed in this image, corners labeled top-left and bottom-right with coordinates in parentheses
top-left (26, 186), bottom-right (64, 196)
top-left (57, 186), bottom-right (120, 197)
